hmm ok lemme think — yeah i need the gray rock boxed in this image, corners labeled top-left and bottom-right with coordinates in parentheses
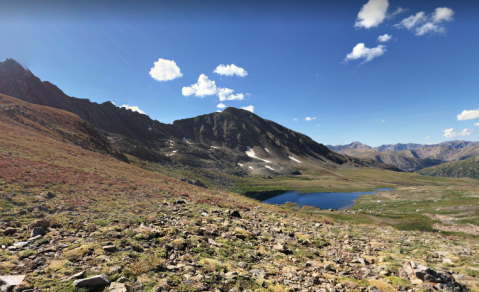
top-left (367, 286), bottom-right (381, 292)
top-left (73, 274), bottom-right (110, 288)
top-left (31, 227), bottom-right (46, 237)
top-left (103, 245), bottom-right (118, 252)
top-left (0, 275), bottom-right (26, 291)
top-left (66, 271), bottom-right (86, 281)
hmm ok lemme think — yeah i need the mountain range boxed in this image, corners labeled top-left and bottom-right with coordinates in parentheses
top-left (327, 141), bottom-right (479, 175)
top-left (0, 59), bottom-right (401, 189)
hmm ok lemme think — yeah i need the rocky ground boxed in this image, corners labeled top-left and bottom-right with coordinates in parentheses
top-left (1, 193), bottom-right (478, 292)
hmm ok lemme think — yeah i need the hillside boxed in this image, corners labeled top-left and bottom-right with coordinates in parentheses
top-left (418, 156), bottom-right (479, 179)
top-left (1, 81), bottom-right (479, 291)
top-left (0, 59), bottom-right (400, 185)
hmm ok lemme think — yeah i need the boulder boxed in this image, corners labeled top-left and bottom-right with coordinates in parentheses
top-left (28, 219), bottom-right (49, 229)
top-left (31, 227), bottom-right (46, 237)
top-left (229, 210), bottom-right (242, 219)
top-left (73, 274), bottom-right (110, 288)
top-left (0, 275), bottom-right (26, 292)
top-left (103, 245), bottom-right (118, 252)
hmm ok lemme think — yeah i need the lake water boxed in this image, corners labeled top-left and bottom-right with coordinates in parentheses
top-left (247, 188), bottom-right (393, 210)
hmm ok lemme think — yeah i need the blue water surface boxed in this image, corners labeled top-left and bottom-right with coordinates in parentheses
top-left (262, 188), bottom-right (393, 209)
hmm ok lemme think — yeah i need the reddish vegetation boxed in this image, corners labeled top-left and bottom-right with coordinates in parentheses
top-left (0, 94), bottom-right (255, 213)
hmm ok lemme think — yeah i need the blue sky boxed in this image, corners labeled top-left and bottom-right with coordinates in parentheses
top-left (0, 0), bottom-right (478, 146)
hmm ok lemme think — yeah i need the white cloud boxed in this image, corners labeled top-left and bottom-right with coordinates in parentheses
top-left (425, 136), bottom-right (431, 139)
top-left (182, 74), bottom-right (245, 101)
top-left (305, 117), bottom-right (316, 121)
top-left (396, 7), bottom-right (454, 36)
top-left (378, 34), bottom-right (392, 42)
top-left (293, 118), bottom-right (298, 121)
top-left (397, 12), bottom-right (426, 29)
top-left (387, 7), bottom-right (408, 19)
top-left (240, 105), bottom-right (254, 113)
top-left (182, 74), bottom-right (218, 97)
top-left (433, 7), bottom-right (454, 23)
top-left (121, 104), bottom-right (146, 115)
top-left (218, 88), bottom-right (244, 101)
top-left (355, 0), bottom-right (389, 29)
top-left (457, 109), bottom-right (479, 121)
top-left (316, 124), bottom-right (321, 127)
top-left (214, 64), bottom-right (248, 77)
top-left (381, 119), bottom-right (386, 123)
top-left (443, 128), bottom-right (474, 138)
top-left (415, 22), bottom-right (444, 36)
top-left (149, 58), bottom-right (183, 81)
top-left (217, 103), bottom-right (226, 109)
top-left (475, 123), bottom-right (479, 127)
top-left (345, 43), bottom-right (386, 63)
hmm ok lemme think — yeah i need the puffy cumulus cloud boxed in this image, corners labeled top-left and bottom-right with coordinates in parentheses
top-left (182, 74), bottom-right (245, 101)
top-left (217, 103), bottom-right (226, 109)
top-left (378, 34), bottom-right (392, 42)
top-left (149, 58), bottom-right (183, 81)
top-left (396, 7), bottom-right (454, 36)
top-left (457, 109), bottom-right (479, 121)
top-left (121, 105), bottom-right (146, 115)
top-left (355, 0), bottom-right (389, 29)
top-left (443, 128), bottom-right (474, 138)
top-left (345, 43), bottom-right (386, 64)
top-left (214, 64), bottom-right (248, 77)
top-left (433, 7), bottom-right (454, 23)
top-left (218, 88), bottom-right (244, 101)
top-left (305, 117), bottom-right (316, 121)
top-left (182, 74), bottom-right (218, 97)
top-left (240, 105), bottom-right (254, 113)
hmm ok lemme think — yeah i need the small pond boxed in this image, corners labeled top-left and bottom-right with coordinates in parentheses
top-left (245, 188), bottom-right (393, 210)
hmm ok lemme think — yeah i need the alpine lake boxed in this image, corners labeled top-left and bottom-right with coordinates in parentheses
top-left (245, 188), bottom-right (393, 210)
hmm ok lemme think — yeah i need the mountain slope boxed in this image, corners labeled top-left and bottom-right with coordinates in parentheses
top-left (0, 58), bottom-right (400, 179)
top-left (418, 156), bottom-right (479, 179)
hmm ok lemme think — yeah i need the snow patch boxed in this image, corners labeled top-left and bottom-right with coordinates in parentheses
top-left (211, 146), bottom-right (218, 149)
top-left (245, 147), bottom-right (271, 163)
top-left (289, 156), bottom-right (302, 163)
top-left (265, 165), bottom-right (275, 171)
top-left (249, 166), bottom-right (254, 170)
top-left (264, 148), bottom-right (270, 153)
top-left (238, 163), bottom-right (243, 167)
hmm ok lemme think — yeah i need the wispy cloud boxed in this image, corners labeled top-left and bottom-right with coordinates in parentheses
top-left (214, 64), bottom-right (248, 77)
top-left (387, 7), bottom-right (408, 19)
top-left (425, 136), bottom-right (431, 139)
top-left (305, 117), bottom-right (316, 121)
top-left (457, 109), bottom-right (479, 121)
top-left (121, 105), bottom-right (146, 115)
top-left (396, 7), bottom-right (454, 36)
top-left (355, 0), bottom-right (389, 29)
top-left (149, 58), bottom-right (183, 81)
top-left (293, 118), bottom-right (298, 121)
top-left (345, 43), bottom-right (386, 64)
top-left (443, 128), bottom-right (474, 138)
top-left (475, 123), bottom-right (479, 127)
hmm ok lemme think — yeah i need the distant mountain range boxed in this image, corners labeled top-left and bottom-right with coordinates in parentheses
top-left (327, 141), bottom-right (479, 176)
top-left (0, 59), bottom-right (400, 188)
